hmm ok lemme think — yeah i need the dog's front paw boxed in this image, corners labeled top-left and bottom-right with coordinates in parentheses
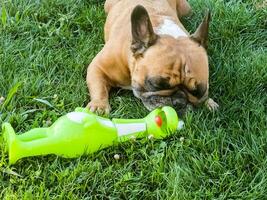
top-left (205, 98), bottom-right (219, 111)
top-left (87, 100), bottom-right (110, 115)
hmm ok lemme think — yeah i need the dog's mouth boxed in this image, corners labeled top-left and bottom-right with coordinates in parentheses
top-left (133, 88), bottom-right (188, 116)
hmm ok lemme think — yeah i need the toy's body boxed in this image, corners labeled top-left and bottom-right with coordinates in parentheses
top-left (2, 106), bottom-right (183, 164)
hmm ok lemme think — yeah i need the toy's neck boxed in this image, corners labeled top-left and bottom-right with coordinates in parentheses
top-left (112, 119), bottom-right (147, 141)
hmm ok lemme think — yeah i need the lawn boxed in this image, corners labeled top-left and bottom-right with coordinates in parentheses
top-left (0, 0), bottom-right (266, 199)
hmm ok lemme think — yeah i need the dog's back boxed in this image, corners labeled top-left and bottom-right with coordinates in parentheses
top-left (104, 0), bottom-right (190, 42)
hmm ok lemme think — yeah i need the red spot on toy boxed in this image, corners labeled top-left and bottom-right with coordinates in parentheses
top-left (155, 116), bottom-right (162, 127)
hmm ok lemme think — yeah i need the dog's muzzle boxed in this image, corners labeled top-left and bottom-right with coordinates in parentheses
top-left (133, 87), bottom-right (188, 116)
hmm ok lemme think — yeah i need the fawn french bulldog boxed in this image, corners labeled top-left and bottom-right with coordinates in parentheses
top-left (86, 0), bottom-right (219, 115)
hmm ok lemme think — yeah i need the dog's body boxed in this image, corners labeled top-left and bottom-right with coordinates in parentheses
top-left (87, 0), bottom-right (218, 114)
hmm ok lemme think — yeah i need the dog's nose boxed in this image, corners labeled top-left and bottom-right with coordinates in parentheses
top-left (145, 76), bottom-right (171, 91)
top-left (171, 90), bottom-right (188, 108)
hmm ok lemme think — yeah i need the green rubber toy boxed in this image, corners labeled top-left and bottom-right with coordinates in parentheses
top-left (1, 106), bottom-right (184, 164)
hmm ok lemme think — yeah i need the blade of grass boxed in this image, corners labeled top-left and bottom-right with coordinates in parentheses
top-left (33, 98), bottom-right (54, 109)
top-left (1, 4), bottom-right (7, 28)
top-left (1, 82), bottom-right (22, 110)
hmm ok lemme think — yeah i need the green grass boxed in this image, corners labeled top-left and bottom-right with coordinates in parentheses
top-left (0, 0), bottom-right (266, 199)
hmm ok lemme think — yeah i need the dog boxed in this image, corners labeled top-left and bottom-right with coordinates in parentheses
top-left (86, 0), bottom-right (219, 115)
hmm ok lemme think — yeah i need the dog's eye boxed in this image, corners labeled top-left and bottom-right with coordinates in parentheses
top-left (145, 76), bottom-right (171, 91)
top-left (189, 83), bottom-right (207, 98)
top-left (179, 83), bottom-right (207, 99)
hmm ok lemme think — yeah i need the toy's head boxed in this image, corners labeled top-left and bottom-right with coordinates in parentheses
top-left (144, 106), bottom-right (184, 139)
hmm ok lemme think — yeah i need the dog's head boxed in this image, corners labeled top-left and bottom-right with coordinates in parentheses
top-left (130, 5), bottom-right (211, 112)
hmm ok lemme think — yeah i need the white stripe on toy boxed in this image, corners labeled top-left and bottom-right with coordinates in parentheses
top-left (115, 123), bottom-right (146, 137)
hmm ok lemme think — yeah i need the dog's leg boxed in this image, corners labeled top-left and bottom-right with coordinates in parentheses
top-left (104, 0), bottom-right (121, 13)
top-left (86, 54), bottom-right (111, 115)
top-left (176, 0), bottom-right (192, 17)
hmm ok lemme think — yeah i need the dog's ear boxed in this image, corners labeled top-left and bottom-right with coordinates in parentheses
top-left (131, 5), bottom-right (158, 58)
top-left (191, 11), bottom-right (211, 49)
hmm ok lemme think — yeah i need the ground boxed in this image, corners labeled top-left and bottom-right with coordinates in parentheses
top-left (0, 0), bottom-right (266, 199)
